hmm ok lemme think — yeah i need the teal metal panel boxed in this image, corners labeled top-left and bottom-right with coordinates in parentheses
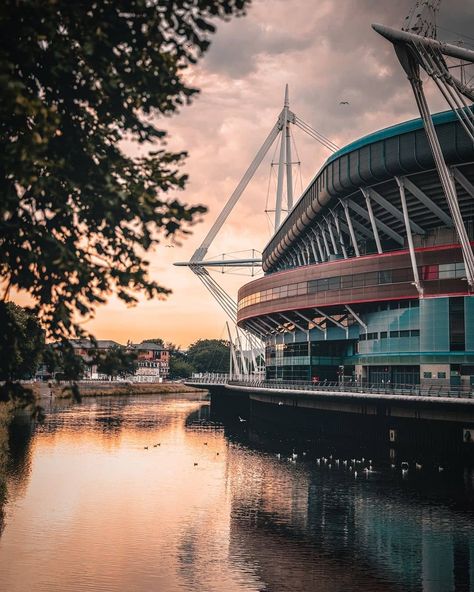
top-left (325, 109), bottom-right (459, 165)
top-left (420, 298), bottom-right (449, 352)
top-left (465, 296), bottom-right (474, 352)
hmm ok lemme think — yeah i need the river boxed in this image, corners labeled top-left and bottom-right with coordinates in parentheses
top-left (0, 392), bottom-right (473, 592)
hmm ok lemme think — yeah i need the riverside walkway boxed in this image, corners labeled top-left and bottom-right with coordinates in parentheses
top-left (185, 376), bottom-right (474, 403)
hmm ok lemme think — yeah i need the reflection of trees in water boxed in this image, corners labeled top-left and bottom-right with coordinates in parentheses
top-left (37, 396), bottom-right (178, 435)
top-left (0, 408), bottom-right (35, 537)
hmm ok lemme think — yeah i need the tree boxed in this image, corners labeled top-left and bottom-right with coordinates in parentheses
top-left (186, 339), bottom-right (230, 374)
top-left (169, 357), bottom-right (195, 379)
top-left (0, 302), bottom-right (44, 382)
top-left (95, 346), bottom-right (137, 380)
top-left (143, 338), bottom-right (165, 348)
top-left (0, 0), bottom-right (250, 340)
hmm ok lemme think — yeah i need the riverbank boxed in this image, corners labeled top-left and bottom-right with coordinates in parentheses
top-left (51, 381), bottom-right (206, 399)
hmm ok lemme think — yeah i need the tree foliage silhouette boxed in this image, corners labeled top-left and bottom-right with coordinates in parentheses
top-left (0, 0), bottom-right (250, 340)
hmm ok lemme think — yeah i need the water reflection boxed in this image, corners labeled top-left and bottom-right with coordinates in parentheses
top-left (0, 393), bottom-right (472, 592)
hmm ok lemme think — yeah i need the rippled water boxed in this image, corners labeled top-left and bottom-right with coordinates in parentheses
top-left (0, 393), bottom-right (473, 592)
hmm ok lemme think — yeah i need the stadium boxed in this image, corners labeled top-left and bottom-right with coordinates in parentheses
top-left (237, 109), bottom-right (474, 389)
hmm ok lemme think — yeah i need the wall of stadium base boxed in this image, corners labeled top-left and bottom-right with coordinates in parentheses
top-left (208, 385), bottom-right (474, 461)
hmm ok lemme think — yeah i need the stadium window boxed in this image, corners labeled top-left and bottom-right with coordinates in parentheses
top-left (328, 277), bottom-right (341, 290)
top-left (359, 334), bottom-right (367, 341)
top-left (421, 265), bottom-right (438, 280)
top-left (317, 278), bottom-right (329, 291)
top-left (399, 330), bottom-right (410, 337)
top-left (455, 262), bottom-right (466, 278)
top-left (439, 263), bottom-right (455, 279)
top-left (378, 270), bottom-right (392, 284)
top-left (449, 297), bottom-right (465, 351)
top-left (390, 330), bottom-right (400, 338)
top-left (380, 331), bottom-right (388, 339)
top-left (423, 372), bottom-right (432, 379)
top-left (392, 268), bottom-right (412, 283)
top-left (389, 302), bottom-right (399, 310)
top-left (364, 272), bottom-right (378, 286)
top-left (341, 275), bottom-right (353, 289)
top-left (410, 329), bottom-right (420, 337)
top-left (438, 372), bottom-right (447, 379)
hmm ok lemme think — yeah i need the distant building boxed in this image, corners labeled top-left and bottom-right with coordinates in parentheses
top-left (129, 341), bottom-right (170, 383)
top-left (37, 338), bottom-right (170, 382)
top-left (70, 339), bottom-right (122, 380)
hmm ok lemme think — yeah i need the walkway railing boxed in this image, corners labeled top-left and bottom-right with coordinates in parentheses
top-left (186, 375), bottom-right (474, 400)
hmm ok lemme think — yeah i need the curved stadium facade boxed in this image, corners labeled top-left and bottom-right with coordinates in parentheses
top-left (237, 110), bottom-right (474, 389)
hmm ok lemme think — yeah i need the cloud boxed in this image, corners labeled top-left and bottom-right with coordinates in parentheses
top-left (83, 0), bottom-right (473, 346)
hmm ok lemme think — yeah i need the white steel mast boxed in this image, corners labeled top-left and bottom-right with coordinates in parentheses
top-left (175, 86), bottom-right (339, 375)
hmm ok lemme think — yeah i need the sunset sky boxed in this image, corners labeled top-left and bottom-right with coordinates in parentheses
top-left (29, 0), bottom-right (473, 347)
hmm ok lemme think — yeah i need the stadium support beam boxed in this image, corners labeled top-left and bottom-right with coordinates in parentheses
top-left (226, 322), bottom-right (239, 378)
top-left (395, 176), bottom-right (423, 296)
top-left (360, 188), bottom-right (382, 253)
top-left (301, 237), bottom-right (314, 264)
top-left (325, 216), bottom-right (339, 255)
top-left (295, 248), bottom-right (303, 267)
top-left (311, 228), bottom-right (326, 261)
top-left (279, 313), bottom-right (308, 335)
top-left (235, 327), bottom-right (249, 375)
top-left (275, 120), bottom-right (287, 229)
top-left (332, 211), bottom-right (348, 259)
top-left (313, 308), bottom-right (346, 332)
top-left (285, 86), bottom-right (294, 212)
top-left (345, 305), bottom-right (367, 331)
top-left (317, 222), bottom-right (332, 257)
top-left (255, 317), bottom-right (278, 333)
top-left (350, 215), bottom-right (375, 240)
top-left (401, 176), bottom-right (453, 227)
top-left (190, 118), bottom-right (280, 263)
top-left (368, 187), bottom-right (425, 235)
top-left (341, 201), bottom-right (360, 257)
top-left (294, 310), bottom-right (325, 333)
top-left (246, 320), bottom-right (268, 339)
top-left (265, 315), bottom-right (289, 333)
top-left (452, 167), bottom-right (474, 199)
top-left (372, 23), bottom-right (474, 64)
top-left (305, 236), bottom-right (319, 263)
top-left (351, 195), bottom-right (405, 247)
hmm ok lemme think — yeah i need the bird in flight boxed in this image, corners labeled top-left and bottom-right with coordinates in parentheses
top-left (165, 244), bottom-right (175, 248)
top-left (339, 101), bottom-right (349, 105)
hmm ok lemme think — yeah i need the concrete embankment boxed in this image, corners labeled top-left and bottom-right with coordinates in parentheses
top-left (51, 381), bottom-right (206, 399)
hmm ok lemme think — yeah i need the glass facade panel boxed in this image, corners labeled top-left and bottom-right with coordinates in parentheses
top-left (466, 296), bottom-right (474, 352)
top-left (449, 297), bottom-right (465, 351)
top-left (420, 298), bottom-right (449, 352)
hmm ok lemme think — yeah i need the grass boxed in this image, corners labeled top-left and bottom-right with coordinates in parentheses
top-left (53, 381), bottom-right (206, 399)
